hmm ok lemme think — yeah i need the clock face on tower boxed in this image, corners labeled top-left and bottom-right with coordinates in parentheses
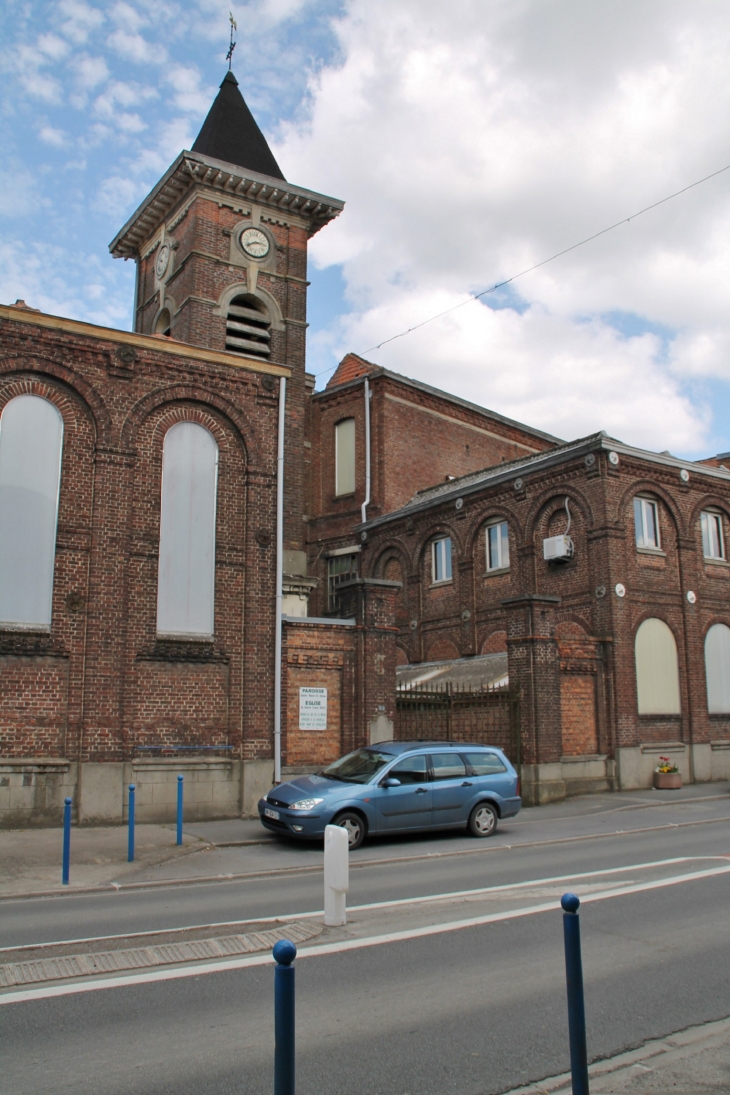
top-left (155, 243), bottom-right (171, 280)
top-left (239, 227), bottom-right (270, 259)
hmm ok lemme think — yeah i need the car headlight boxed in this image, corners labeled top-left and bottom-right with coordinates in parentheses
top-left (289, 797), bottom-right (324, 811)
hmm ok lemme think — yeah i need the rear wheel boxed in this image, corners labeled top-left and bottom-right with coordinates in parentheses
top-left (469, 802), bottom-right (498, 838)
top-left (334, 811), bottom-right (366, 850)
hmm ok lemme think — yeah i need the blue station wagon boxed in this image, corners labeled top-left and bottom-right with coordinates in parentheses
top-left (258, 740), bottom-right (521, 849)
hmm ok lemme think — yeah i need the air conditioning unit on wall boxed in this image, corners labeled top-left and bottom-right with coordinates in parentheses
top-left (543, 534), bottom-right (574, 563)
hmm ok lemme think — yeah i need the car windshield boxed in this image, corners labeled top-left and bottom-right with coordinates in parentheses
top-left (322, 749), bottom-right (395, 784)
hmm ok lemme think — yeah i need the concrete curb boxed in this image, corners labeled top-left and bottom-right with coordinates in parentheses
top-left (500, 1014), bottom-right (730, 1094)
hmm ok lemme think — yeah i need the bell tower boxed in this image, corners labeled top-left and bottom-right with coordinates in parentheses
top-left (109, 70), bottom-right (344, 561)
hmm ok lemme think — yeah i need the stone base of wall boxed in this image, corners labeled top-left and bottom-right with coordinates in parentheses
top-left (520, 756), bottom-right (617, 806)
top-left (0, 757), bottom-right (275, 828)
top-left (617, 741), bottom-right (730, 789)
top-left (0, 758), bottom-right (77, 827)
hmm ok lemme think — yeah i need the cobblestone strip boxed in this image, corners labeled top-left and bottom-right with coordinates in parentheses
top-left (0, 921), bottom-right (321, 988)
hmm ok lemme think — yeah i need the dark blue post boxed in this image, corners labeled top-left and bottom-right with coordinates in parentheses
top-left (273, 939), bottom-right (297, 1095)
top-left (127, 784), bottom-right (136, 862)
top-left (561, 893), bottom-right (589, 1095)
top-left (62, 797), bottom-right (72, 885)
top-left (176, 774), bottom-right (184, 845)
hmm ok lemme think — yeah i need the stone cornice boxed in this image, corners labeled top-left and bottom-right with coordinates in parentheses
top-left (109, 151), bottom-right (345, 259)
top-left (0, 305), bottom-right (290, 380)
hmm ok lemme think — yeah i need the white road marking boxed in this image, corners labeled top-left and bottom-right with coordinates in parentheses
top-left (3, 860), bottom-right (730, 1005)
top-left (0, 854), bottom-right (717, 953)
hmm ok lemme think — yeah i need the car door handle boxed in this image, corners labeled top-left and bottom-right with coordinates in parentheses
top-left (415, 787), bottom-right (428, 794)
top-left (461, 781), bottom-right (473, 787)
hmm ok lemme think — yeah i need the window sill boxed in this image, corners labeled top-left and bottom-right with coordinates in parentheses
top-left (704, 557), bottom-right (730, 568)
top-left (636, 547), bottom-right (665, 557)
top-left (0, 623), bottom-right (51, 634)
top-left (156, 632), bottom-right (215, 642)
top-left (484, 567), bottom-right (510, 578)
top-left (429, 579), bottom-right (453, 589)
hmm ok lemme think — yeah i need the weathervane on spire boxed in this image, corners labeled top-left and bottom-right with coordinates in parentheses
top-left (226, 11), bottom-right (237, 69)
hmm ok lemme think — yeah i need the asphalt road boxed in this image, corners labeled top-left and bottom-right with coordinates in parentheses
top-left (2, 802), bottom-right (730, 1095)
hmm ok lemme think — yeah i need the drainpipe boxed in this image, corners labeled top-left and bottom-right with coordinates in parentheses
top-left (274, 377), bottom-right (287, 785)
top-left (361, 376), bottom-right (371, 524)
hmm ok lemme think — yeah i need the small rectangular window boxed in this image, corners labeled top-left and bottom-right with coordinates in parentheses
top-left (432, 537), bottom-right (452, 583)
top-left (634, 496), bottom-right (660, 549)
top-left (327, 553), bottom-right (358, 611)
top-left (486, 521), bottom-right (510, 571)
top-left (430, 753), bottom-right (467, 780)
top-left (335, 418), bottom-right (355, 496)
top-left (701, 511), bottom-right (725, 560)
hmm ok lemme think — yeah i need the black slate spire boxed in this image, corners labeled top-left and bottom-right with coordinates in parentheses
top-left (192, 71), bottom-right (285, 180)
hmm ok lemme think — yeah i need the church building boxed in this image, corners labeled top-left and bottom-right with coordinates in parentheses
top-left (1, 72), bottom-right (729, 825)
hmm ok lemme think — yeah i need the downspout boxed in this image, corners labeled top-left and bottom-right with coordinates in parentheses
top-left (361, 376), bottom-right (371, 524)
top-left (274, 377), bottom-right (287, 785)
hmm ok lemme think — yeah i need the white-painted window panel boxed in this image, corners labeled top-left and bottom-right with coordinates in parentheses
top-left (705, 623), bottom-right (730, 713)
top-left (335, 418), bottom-right (355, 496)
top-left (432, 537), bottom-right (452, 583)
top-left (0, 395), bottom-right (63, 629)
top-left (634, 618), bottom-right (681, 715)
top-left (487, 521), bottom-right (510, 571)
top-left (157, 422), bottom-right (218, 637)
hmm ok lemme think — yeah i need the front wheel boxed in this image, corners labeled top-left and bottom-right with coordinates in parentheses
top-left (469, 802), bottom-right (498, 838)
top-left (334, 811), bottom-right (366, 850)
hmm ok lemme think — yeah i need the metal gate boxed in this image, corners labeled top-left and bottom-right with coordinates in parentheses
top-left (394, 682), bottom-right (521, 766)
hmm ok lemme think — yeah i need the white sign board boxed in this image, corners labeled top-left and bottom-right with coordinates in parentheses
top-left (299, 687), bottom-right (328, 730)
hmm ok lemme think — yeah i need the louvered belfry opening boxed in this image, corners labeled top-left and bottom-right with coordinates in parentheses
top-left (225, 294), bottom-right (271, 359)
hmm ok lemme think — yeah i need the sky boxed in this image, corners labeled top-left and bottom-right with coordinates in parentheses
top-left (2, 1), bottom-right (730, 458)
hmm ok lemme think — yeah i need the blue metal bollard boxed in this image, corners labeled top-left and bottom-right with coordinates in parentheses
top-left (273, 939), bottom-right (297, 1095)
top-left (561, 893), bottom-right (590, 1095)
top-left (127, 784), bottom-right (136, 862)
top-left (176, 774), bottom-right (184, 845)
top-left (62, 797), bottom-right (72, 885)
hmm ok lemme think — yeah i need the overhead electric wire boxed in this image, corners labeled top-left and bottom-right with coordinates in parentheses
top-left (306, 162), bottom-right (730, 379)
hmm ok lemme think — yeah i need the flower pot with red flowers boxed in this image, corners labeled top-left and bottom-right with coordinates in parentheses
top-left (653, 756), bottom-right (682, 789)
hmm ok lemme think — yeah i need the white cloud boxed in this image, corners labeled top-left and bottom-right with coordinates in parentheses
top-left (0, 167), bottom-right (40, 218)
top-left (278, 0), bottom-right (730, 453)
top-left (39, 126), bottom-right (68, 147)
top-left (59, 0), bottom-right (105, 45)
top-left (72, 54), bottom-right (110, 91)
top-left (164, 66), bottom-right (216, 114)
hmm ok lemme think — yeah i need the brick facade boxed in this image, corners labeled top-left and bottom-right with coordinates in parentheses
top-left (0, 306), bottom-right (286, 821)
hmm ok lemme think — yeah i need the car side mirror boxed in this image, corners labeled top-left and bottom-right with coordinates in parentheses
top-left (382, 777), bottom-right (401, 788)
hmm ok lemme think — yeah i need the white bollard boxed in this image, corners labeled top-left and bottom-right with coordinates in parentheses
top-left (323, 823), bottom-right (349, 926)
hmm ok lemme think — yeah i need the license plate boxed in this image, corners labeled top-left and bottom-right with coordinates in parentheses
top-left (264, 807), bottom-right (280, 820)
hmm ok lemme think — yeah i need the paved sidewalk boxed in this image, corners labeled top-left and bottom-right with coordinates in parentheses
top-left (0, 782), bottom-right (727, 898)
top-left (506, 1014), bottom-right (730, 1094)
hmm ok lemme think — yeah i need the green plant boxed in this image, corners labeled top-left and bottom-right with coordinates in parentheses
top-left (656, 755), bottom-right (679, 774)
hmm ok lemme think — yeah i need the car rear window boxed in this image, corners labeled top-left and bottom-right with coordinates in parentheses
top-left (462, 751), bottom-right (508, 775)
top-left (430, 753), bottom-right (467, 780)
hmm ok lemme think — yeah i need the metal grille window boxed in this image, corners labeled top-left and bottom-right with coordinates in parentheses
top-left (701, 511), bottom-right (725, 560)
top-left (432, 537), bottom-right (452, 583)
top-left (486, 520), bottom-right (510, 571)
top-left (327, 553), bottom-right (358, 612)
top-left (634, 496), bottom-right (660, 549)
top-left (225, 295), bottom-right (271, 359)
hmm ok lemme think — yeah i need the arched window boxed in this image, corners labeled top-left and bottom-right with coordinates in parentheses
top-left (705, 623), bottom-right (730, 713)
top-left (225, 294), bottom-right (271, 359)
top-left (335, 418), bottom-right (355, 496)
top-left (634, 618), bottom-right (681, 714)
top-left (155, 308), bottom-right (171, 336)
top-left (0, 395), bottom-right (64, 628)
top-left (157, 422), bottom-right (219, 637)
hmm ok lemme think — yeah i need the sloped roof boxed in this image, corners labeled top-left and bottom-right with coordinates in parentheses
top-left (191, 71), bottom-right (285, 181)
top-left (397, 653), bottom-right (509, 690)
top-left (326, 352), bottom-right (379, 388)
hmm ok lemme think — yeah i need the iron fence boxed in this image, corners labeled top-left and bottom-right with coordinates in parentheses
top-left (394, 682), bottom-right (521, 766)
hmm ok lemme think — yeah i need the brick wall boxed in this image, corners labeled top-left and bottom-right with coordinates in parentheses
top-left (0, 308), bottom-right (285, 767)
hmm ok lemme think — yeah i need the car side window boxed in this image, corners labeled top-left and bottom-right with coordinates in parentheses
top-left (430, 753), bottom-right (467, 780)
top-left (388, 754), bottom-right (429, 784)
top-left (462, 751), bottom-right (508, 776)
